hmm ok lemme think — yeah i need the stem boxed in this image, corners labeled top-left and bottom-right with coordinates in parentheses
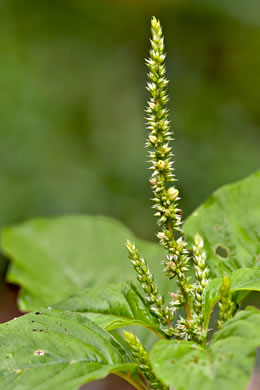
top-left (115, 372), bottom-right (148, 390)
top-left (182, 288), bottom-right (192, 322)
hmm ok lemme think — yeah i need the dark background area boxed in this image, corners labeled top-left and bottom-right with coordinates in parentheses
top-left (0, 0), bottom-right (259, 292)
top-left (0, 0), bottom-right (259, 245)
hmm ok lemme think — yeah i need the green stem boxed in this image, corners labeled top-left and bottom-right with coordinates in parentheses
top-left (115, 372), bottom-right (148, 390)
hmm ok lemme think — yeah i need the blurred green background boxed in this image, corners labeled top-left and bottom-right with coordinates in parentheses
top-left (0, 0), bottom-right (259, 250)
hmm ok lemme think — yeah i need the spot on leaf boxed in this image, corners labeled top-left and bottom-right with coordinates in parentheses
top-left (215, 245), bottom-right (230, 259)
top-left (34, 350), bottom-right (45, 356)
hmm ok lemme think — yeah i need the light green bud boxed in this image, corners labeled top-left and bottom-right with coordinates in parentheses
top-left (167, 186), bottom-right (179, 201)
top-left (157, 160), bottom-right (165, 170)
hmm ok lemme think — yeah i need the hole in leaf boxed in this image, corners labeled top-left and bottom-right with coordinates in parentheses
top-left (215, 245), bottom-right (230, 259)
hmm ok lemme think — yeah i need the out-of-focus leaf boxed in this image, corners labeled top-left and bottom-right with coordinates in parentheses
top-left (2, 215), bottom-right (172, 311)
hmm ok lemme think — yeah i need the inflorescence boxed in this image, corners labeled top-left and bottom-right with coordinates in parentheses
top-left (124, 17), bottom-right (236, 386)
top-left (217, 275), bottom-right (236, 328)
top-left (145, 17), bottom-right (194, 333)
top-left (192, 234), bottom-right (209, 323)
top-left (124, 331), bottom-right (168, 390)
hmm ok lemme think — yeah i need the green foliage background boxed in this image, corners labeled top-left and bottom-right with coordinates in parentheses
top-left (0, 2), bottom-right (260, 385)
top-left (0, 0), bottom-right (259, 243)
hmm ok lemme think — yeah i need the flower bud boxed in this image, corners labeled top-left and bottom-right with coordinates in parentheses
top-left (220, 274), bottom-right (231, 296)
top-left (157, 231), bottom-right (166, 240)
top-left (168, 261), bottom-right (176, 271)
top-left (149, 135), bottom-right (157, 144)
top-left (167, 187), bottom-right (179, 201)
top-left (150, 177), bottom-right (157, 186)
top-left (157, 160), bottom-right (165, 170)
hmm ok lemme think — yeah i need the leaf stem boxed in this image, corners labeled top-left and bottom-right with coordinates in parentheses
top-left (115, 372), bottom-right (148, 390)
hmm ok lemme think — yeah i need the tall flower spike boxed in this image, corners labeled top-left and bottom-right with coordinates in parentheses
top-left (146, 17), bottom-right (192, 321)
top-left (124, 331), bottom-right (168, 390)
top-left (217, 275), bottom-right (236, 328)
top-left (126, 240), bottom-right (175, 335)
top-left (192, 234), bottom-right (209, 323)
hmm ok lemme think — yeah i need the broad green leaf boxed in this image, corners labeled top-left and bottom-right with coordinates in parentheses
top-left (2, 215), bottom-right (172, 311)
top-left (0, 309), bottom-right (145, 390)
top-left (203, 266), bottom-right (260, 328)
top-left (54, 281), bottom-right (163, 337)
top-left (212, 306), bottom-right (260, 342)
top-left (151, 341), bottom-right (211, 390)
top-left (150, 307), bottom-right (260, 390)
top-left (184, 171), bottom-right (260, 276)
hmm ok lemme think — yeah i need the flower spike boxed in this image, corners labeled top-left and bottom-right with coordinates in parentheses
top-left (217, 275), bottom-right (236, 328)
top-left (126, 240), bottom-right (176, 336)
top-left (146, 17), bottom-right (192, 324)
top-left (192, 234), bottom-right (209, 323)
top-left (124, 331), bottom-right (168, 390)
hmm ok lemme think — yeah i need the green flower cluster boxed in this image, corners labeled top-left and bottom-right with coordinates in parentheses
top-left (126, 240), bottom-right (165, 319)
top-left (123, 331), bottom-right (168, 390)
top-left (125, 17), bottom-right (242, 351)
top-left (146, 17), bottom-right (191, 308)
top-left (217, 275), bottom-right (236, 328)
top-left (192, 234), bottom-right (209, 322)
top-left (126, 240), bottom-right (175, 335)
top-left (123, 16), bottom-right (239, 387)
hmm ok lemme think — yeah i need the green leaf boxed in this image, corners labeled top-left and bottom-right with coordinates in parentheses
top-left (212, 306), bottom-right (260, 343)
top-left (184, 171), bottom-right (260, 276)
top-left (0, 309), bottom-right (145, 390)
top-left (150, 307), bottom-right (260, 390)
top-left (203, 266), bottom-right (260, 328)
top-left (2, 215), bottom-right (172, 311)
top-left (54, 281), bottom-right (163, 336)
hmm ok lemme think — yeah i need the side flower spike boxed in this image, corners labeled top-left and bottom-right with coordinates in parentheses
top-left (124, 331), bottom-right (169, 390)
top-left (192, 234), bottom-right (209, 323)
top-left (217, 275), bottom-right (236, 328)
top-left (126, 240), bottom-right (175, 336)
